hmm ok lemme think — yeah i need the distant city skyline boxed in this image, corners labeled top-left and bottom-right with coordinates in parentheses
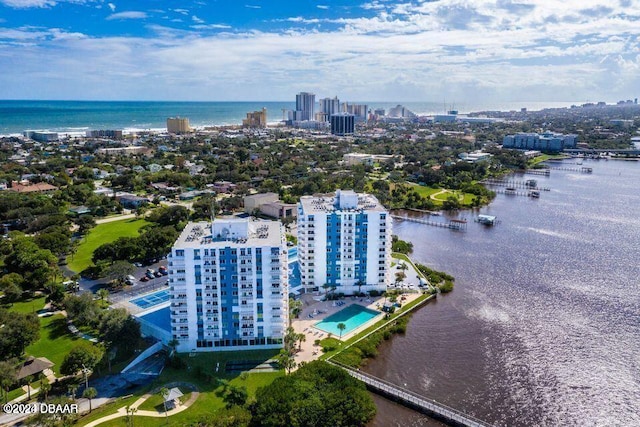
top-left (1, 1), bottom-right (638, 102)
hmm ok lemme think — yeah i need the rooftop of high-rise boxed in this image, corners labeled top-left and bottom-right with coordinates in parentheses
top-left (299, 190), bottom-right (386, 213)
top-left (173, 219), bottom-right (283, 248)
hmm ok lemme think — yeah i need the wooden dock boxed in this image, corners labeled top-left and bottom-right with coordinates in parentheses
top-left (521, 169), bottom-right (551, 176)
top-left (548, 166), bottom-right (593, 173)
top-left (332, 362), bottom-right (493, 427)
top-left (392, 215), bottom-right (467, 230)
top-left (492, 189), bottom-right (540, 197)
top-left (480, 179), bottom-right (550, 191)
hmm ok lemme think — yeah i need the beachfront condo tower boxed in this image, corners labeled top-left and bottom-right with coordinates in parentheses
top-left (168, 219), bottom-right (288, 352)
top-left (166, 117), bottom-right (191, 134)
top-left (295, 92), bottom-right (315, 121)
top-left (297, 190), bottom-right (391, 295)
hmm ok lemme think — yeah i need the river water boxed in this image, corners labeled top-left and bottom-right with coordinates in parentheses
top-left (367, 159), bottom-right (640, 427)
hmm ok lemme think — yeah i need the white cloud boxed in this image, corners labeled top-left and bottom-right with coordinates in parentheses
top-left (191, 23), bottom-right (232, 30)
top-left (172, 8), bottom-right (189, 15)
top-left (0, 0), bottom-right (93, 8)
top-left (245, 4), bottom-right (261, 9)
top-left (107, 2), bottom-right (115, 12)
top-left (1, 1), bottom-right (640, 103)
top-left (192, 15), bottom-right (204, 24)
top-left (317, 4), bottom-right (329, 9)
top-left (106, 11), bottom-right (147, 21)
top-left (0, 0), bottom-right (57, 7)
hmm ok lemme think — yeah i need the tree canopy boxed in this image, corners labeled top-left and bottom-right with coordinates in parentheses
top-left (251, 361), bottom-right (376, 427)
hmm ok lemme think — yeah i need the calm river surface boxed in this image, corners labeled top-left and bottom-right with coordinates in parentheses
top-left (367, 159), bottom-right (640, 427)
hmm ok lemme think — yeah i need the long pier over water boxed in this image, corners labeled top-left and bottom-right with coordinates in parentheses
top-left (332, 362), bottom-right (493, 427)
top-left (391, 214), bottom-right (467, 230)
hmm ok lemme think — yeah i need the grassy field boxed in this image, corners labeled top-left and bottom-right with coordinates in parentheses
top-left (406, 182), bottom-right (476, 206)
top-left (68, 218), bottom-right (149, 273)
top-left (25, 314), bottom-right (80, 375)
top-left (4, 295), bottom-right (47, 314)
top-left (75, 350), bottom-right (282, 427)
top-left (528, 153), bottom-right (570, 166)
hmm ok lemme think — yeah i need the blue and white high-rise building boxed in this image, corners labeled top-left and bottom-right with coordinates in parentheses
top-left (168, 219), bottom-right (288, 352)
top-left (297, 190), bottom-right (391, 295)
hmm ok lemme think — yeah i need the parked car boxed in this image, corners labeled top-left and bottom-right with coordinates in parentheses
top-left (134, 262), bottom-right (143, 267)
top-left (140, 276), bottom-right (149, 282)
top-left (154, 271), bottom-right (163, 278)
top-left (146, 272), bottom-right (155, 279)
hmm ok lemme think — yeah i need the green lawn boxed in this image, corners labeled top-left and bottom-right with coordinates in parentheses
top-left (528, 153), bottom-right (570, 166)
top-left (4, 295), bottom-right (47, 314)
top-left (67, 218), bottom-right (149, 273)
top-left (406, 182), bottom-right (476, 206)
top-left (406, 182), bottom-right (442, 198)
top-left (25, 314), bottom-right (80, 375)
top-left (75, 350), bottom-right (283, 427)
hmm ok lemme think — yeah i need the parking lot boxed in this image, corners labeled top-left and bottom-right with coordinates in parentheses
top-left (73, 259), bottom-right (170, 302)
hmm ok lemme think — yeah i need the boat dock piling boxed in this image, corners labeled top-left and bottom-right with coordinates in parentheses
top-left (547, 166), bottom-right (593, 173)
top-left (522, 169), bottom-right (551, 176)
top-left (481, 179), bottom-right (550, 191)
top-left (492, 188), bottom-right (541, 197)
top-left (391, 215), bottom-right (467, 231)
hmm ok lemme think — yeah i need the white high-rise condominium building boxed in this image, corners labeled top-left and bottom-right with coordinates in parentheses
top-left (168, 219), bottom-right (288, 352)
top-left (295, 92), bottom-right (315, 121)
top-left (297, 190), bottom-right (391, 295)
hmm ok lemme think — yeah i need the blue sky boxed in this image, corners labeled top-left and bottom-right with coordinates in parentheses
top-left (1, 0), bottom-right (639, 102)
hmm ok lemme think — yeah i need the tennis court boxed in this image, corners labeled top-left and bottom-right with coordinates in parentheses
top-left (130, 289), bottom-right (171, 309)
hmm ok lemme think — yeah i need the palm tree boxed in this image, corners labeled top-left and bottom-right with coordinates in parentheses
top-left (25, 375), bottom-right (34, 400)
top-left (125, 405), bottom-right (138, 427)
top-left (160, 387), bottom-right (170, 424)
top-left (288, 298), bottom-right (303, 324)
top-left (68, 384), bottom-right (78, 400)
top-left (83, 387), bottom-right (97, 412)
top-left (337, 322), bottom-right (346, 339)
top-left (297, 333), bottom-right (306, 352)
top-left (167, 339), bottom-right (179, 356)
top-left (97, 288), bottom-right (109, 303)
top-left (40, 378), bottom-right (51, 401)
top-left (322, 283), bottom-right (330, 299)
top-left (277, 349), bottom-right (296, 375)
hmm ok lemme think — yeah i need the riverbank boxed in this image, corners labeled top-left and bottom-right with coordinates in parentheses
top-left (367, 159), bottom-right (640, 426)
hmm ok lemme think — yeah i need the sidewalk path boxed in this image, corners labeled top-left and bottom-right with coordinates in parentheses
top-left (95, 214), bottom-right (137, 224)
top-left (83, 388), bottom-right (199, 427)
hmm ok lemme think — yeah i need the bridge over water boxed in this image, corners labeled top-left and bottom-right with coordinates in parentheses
top-left (331, 362), bottom-right (493, 427)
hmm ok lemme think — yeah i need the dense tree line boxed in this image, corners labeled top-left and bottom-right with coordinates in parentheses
top-left (64, 293), bottom-right (141, 363)
top-left (250, 361), bottom-right (375, 427)
top-left (0, 309), bottom-right (40, 360)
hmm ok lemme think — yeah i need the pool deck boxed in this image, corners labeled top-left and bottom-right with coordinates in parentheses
top-left (290, 290), bottom-right (424, 365)
top-left (111, 288), bottom-right (171, 316)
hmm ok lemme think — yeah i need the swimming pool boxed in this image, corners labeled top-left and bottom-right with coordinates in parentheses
top-left (130, 289), bottom-right (171, 309)
top-left (137, 306), bottom-right (171, 332)
top-left (315, 304), bottom-right (380, 337)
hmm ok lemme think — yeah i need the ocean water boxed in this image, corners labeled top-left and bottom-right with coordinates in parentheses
top-left (0, 100), bottom-right (578, 135)
top-left (366, 159), bottom-right (640, 426)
